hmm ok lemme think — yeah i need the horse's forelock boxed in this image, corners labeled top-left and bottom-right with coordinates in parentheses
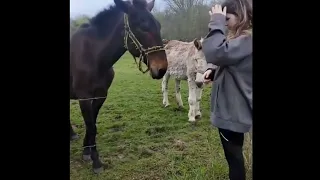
top-left (132, 0), bottom-right (147, 9)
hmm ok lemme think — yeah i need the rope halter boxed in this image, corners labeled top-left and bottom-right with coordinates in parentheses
top-left (123, 14), bottom-right (165, 73)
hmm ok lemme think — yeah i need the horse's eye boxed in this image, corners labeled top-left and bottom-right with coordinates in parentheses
top-left (140, 21), bottom-right (149, 31)
top-left (226, 17), bottom-right (230, 21)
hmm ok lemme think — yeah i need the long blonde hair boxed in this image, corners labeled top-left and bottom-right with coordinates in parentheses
top-left (223, 0), bottom-right (252, 40)
top-left (227, 28), bottom-right (252, 40)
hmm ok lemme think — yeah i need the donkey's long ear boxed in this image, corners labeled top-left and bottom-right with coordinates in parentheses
top-left (114, 0), bottom-right (133, 14)
top-left (193, 38), bottom-right (202, 50)
top-left (146, 0), bottom-right (155, 11)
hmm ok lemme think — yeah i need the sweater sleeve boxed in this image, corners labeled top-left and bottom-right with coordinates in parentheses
top-left (202, 14), bottom-right (252, 66)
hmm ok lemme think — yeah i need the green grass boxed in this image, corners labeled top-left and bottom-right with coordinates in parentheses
top-left (70, 53), bottom-right (252, 180)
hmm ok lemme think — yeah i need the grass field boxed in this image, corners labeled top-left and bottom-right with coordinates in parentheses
top-left (70, 53), bottom-right (252, 180)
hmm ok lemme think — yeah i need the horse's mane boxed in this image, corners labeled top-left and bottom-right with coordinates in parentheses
top-left (89, 0), bottom-right (148, 29)
top-left (88, 5), bottom-right (123, 37)
top-left (90, 5), bottom-right (121, 28)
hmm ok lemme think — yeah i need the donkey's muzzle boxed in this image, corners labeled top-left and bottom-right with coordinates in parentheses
top-left (195, 72), bottom-right (204, 88)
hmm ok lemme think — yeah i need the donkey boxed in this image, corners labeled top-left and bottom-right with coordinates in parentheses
top-left (70, 0), bottom-right (168, 173)
top-left (161, 38), bottom-right (213, 122)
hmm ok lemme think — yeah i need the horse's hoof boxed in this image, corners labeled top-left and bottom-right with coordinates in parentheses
top-left (70, 134), bottom-right (79, 141)
top-left (82, 154), bottom-right (91, 161)
top-left (93, 166), bottom-right (104, 174)
top-left (164, 104), bottom-right (170, 108)
top-left (195, 115), bottom-right (201, 120)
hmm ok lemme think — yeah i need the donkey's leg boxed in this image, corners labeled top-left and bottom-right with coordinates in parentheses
top-left (187, 79), bottom-right (197, 122)
top-left (175, 79), bottom-right (183, 108)
top-left (162, 73), bottom-right (170, 107)
top-left (70, 121), bottom-right (78, 141)
top-left (79, 100), bottom-right (103, 173)
top-left (195, 87), bottom-right (203, 120)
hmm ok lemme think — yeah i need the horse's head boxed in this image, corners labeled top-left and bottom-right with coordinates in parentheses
top-left (114, 0), bottom-right (168, 79)
top-left (193, 37), bottom-right (208, 88)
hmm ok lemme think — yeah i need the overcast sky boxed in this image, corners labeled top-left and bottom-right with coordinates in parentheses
top-left (70, 0), bottom-right (165, 18)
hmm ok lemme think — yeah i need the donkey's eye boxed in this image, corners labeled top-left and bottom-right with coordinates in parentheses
top-left (226, 17), bottom-right (230, 21)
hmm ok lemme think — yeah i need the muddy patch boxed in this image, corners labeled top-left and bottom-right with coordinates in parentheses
top-left (173, 139), bottom-right (187, 151)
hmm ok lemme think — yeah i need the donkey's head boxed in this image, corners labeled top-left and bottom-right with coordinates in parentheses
top-left (114, 0), bottom-right (168, 79)
top-left (193, 37), bottom-right (209, 88)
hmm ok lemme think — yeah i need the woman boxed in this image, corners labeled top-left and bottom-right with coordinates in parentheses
top-left (201, 0), bottom-right (252, 179)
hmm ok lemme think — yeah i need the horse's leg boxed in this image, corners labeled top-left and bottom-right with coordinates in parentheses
top-left (79, 100), bottom-right (103, 173)
top-left (92, 98), bottom-right (106, 123)
top-left (82, 68), bottom-right (114, 172)
top-left (82, 96), bottom-right (106, 160)
top-left (187, 79), bottom-right (197, 122)
top-left (70, 120), bottom-right (78, 141)
top-left (162, 73), bottom-right (170, 107)
top-left (195, 86), bottom-right (203, 120)
top-left (70, 83), bottom-right (78, 140)
top-left (175, 79), bottom-right (183, 108)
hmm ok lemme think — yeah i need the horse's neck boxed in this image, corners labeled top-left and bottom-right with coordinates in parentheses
top-left (98, 24), bottom-right (127, 69)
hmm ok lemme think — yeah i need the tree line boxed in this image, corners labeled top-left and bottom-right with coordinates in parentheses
top-left (70, 0), bottom-right (224, 41)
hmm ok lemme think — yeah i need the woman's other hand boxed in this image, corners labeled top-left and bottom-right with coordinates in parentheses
top-left (203, 69), bottom-right (213, 84)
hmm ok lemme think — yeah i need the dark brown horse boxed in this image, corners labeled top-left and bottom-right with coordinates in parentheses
top-left (70, 0), bottom-right (168, 173)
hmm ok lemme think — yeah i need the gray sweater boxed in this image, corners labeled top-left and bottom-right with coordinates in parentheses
top-left (202, 14), bottom-right (252, 133)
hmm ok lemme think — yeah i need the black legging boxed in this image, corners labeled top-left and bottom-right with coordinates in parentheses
top-left (219, 128), bottom-right (245, 180)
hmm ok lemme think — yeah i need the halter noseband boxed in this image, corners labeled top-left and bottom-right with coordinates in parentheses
top-left (123, 14), bottom-right (165, 73)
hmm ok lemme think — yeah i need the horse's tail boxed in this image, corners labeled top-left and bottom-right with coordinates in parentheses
top-left (70, 74), bottom-right (77, 99)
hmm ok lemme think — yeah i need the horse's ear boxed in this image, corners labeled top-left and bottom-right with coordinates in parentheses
top-left (114, 0), bottom-right (133, 14)
top-left (193, 38), bottom-right (202, 50)
top-left (146, 0), bottom-right (155, 11)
